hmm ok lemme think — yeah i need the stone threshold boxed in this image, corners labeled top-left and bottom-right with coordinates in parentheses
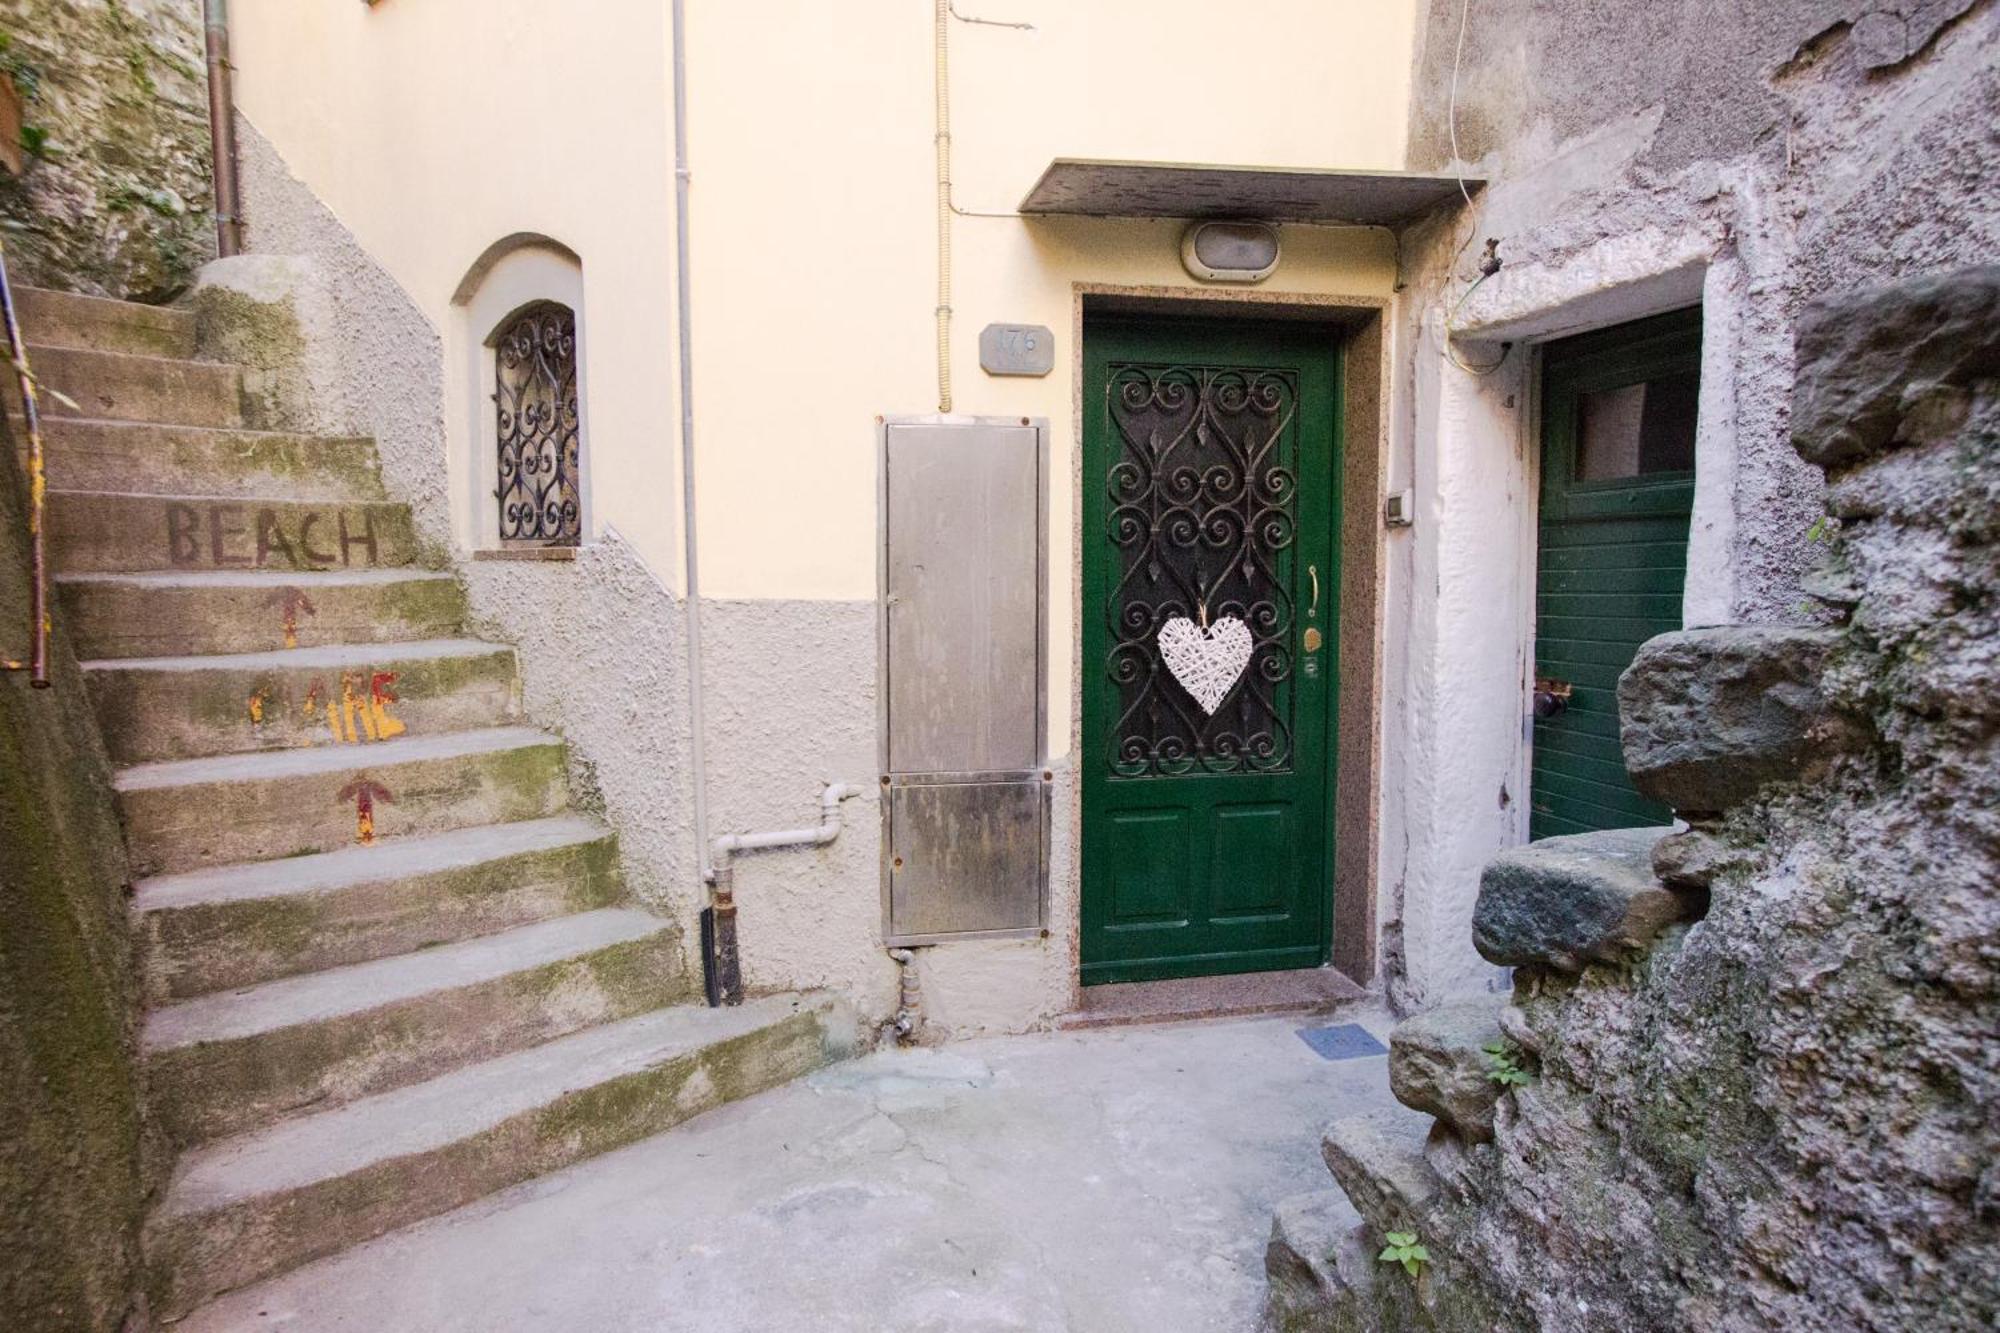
top-left (1058, 966), bottom-right (1367, 1031)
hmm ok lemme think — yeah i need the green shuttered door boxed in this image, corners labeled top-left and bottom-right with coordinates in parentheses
top-left (1532, 310), bottom-right (1700, 840)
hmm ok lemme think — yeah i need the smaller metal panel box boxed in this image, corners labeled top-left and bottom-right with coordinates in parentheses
top-left (879, 417), bottom-right (1048, 945)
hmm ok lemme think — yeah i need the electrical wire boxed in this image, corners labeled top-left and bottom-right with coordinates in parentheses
top-left (1448, 0), bottom-right (1475, 211)
top-left (943, 3), bottom-right (1031, 218)
top-left (950, 2), bottom-right (1032, 30)
top-left (1439, 0), bottom-right (1507, 376)
top-left (933, 0), bottom-right (1036, 404)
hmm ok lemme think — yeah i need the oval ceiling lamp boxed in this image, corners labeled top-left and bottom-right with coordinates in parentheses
top-left (1181, 221), bottom-right (1280, 283)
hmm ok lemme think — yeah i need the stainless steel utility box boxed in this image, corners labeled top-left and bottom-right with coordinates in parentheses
top-left (878, 417), bottom-right (1048, 945)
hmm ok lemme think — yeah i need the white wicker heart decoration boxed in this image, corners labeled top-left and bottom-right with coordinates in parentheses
top-left (1158, 615), bottom-right (1253, 716)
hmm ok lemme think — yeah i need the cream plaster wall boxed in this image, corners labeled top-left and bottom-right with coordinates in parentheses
top-left (687, 0), bottom-right (1414, 754)
top-left (232, 0), bottom-right (1413, 762)
top-left (228, 0), bottom-right (680, 565)
top-left (225, 0), bottom-right (1419, 1030)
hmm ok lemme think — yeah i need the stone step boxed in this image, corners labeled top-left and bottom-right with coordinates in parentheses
top-left (1387, 999), bottom-right (1508, 1145)
top-left (1264, 1190), bottom-right (1377, 1330)
top-left (142, 907), bottom-right (689, 1148)
top-left (48, 490), bottom-right (419, 574)
top-left (1320, 1106), bottom-right (1441, 1240)
top-left (114, 725), bottom-right (568, 877)
top-left (134, 816), bottom-right (623, 1003)
top-left (85, 637), bottom-right (521, 764)
top-left (57, 569), bottom-right (466, 659)
top-left (16, 286), bottom-right (197, 358)
top-left (145, 992), bottom-right (857, 1319)
top-left (19, 417), bottom-right (382, 500)
top-left (26, 344), bottom-right (246, 428)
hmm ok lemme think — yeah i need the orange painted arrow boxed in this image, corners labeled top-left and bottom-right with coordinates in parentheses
top-left (336, 777), bottom-right (394, 845)
top-left (268, 587), bottom-right (317, 649)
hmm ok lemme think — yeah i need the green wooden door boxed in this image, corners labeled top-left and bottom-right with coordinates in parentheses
top-left (1081, 318), bottom-right (1340, 985)
top-left (1532, 309), bottom-right (1701, 839)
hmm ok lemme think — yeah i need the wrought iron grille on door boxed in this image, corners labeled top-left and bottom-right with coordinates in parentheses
top-left (1103, 363), bottom-right (1298, 777)
top-left (493, 302), bottom-right (581, 546)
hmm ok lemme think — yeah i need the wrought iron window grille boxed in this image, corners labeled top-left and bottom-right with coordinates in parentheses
top-left (492, 302), bottom-right (582, 547)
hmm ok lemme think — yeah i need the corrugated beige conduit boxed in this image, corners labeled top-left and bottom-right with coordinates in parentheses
top-left (933, 0), bottom-right (953, 414)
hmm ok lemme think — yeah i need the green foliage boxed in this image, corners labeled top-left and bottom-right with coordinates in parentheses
top-left (1805, 515), bottom-right (1835, 543)
top-left (103, 0), bottom-right (158, 96)
top-left (0, 30), bottom-right (42, 99)
top-left (104, 183), bottom-right (185, 217)
top-left (1483, 1040), bottom-right (1530, 1088)
top-left (1378, 1230), bottom-right (1431, 1279)
top-left (19, 123), bottom-right (49, 160)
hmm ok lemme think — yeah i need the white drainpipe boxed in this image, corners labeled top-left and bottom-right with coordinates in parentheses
top-left (703, 783), bottom-right (866, 1006)
top-left (669, 0), bottom-right (711, 893)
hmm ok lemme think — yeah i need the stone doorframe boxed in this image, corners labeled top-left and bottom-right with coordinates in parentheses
top-left (1064, 283), bottom-right (1391, 998)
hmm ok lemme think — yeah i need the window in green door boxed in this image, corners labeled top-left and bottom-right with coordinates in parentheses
top-left (1532, 308), bottom-right (1701, 841)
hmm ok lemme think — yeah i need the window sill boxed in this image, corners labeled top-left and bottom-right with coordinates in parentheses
top-left (472, 546), bottom-right (580, 563)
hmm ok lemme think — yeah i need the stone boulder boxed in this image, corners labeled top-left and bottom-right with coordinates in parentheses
top-left (1791, 265), bottom-right (2000, 469)
top-left (1264, 1191), bottom-right (1375, 1333)
top-left (1388, 1000), bottom-right (1508, 1144)
top-left (1472, 827), bottom-right (1684, 972)
top-left (1650, 826), bottom-right (1757, 896)
top-left (1320, 1105), bottom-right (1439, 1237)
top-left (1265, 1192), bottom-right (1440, 1333)
top-left (1618, 626), bottom-right (1844, 817)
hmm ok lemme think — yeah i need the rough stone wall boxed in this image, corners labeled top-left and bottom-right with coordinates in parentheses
top-left (1404, 0), bottom-right (1994, 621)
top-left (1277, 267), bottom-right (2000, 1331)
top-left (231, 120), bottom-right (451, 549)
top-left (0, 423), bottom-right (148, 1325)
top-left (1381, 0), bottom-right (2000, 1009)
top-left (0, 0), bottom-right (213, 299)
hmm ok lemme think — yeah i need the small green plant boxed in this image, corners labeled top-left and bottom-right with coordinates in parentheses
top-left (0, 32), bottom-right (42, 99)
top-left (1377, 1231), bottom-right (1431, 1279)
top-left (1805, 515), bottom-right (1834, 543)
top-left (1483, 1040), bottom-right (1530, 1088)
top-left (18, 123), bottom-right (48, 160)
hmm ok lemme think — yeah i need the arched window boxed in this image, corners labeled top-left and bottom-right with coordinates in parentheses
top-left (491, 301), bottom-right (581, 547)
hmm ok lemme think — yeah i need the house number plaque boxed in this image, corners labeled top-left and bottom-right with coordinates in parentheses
top-left (979, 324), bottom-right (1055, 377)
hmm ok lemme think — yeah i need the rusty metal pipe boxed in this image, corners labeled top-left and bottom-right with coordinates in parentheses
top-left (0, 238), bottom-right (49, 688)
top-left (888, 948), bottom-right (923, 1045)
top-left (203, 0), bottom-right (243, 257)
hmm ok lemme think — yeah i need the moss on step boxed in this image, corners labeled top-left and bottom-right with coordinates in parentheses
top-left (146, 999), bottom-right (851, 1320)
top-left (148, 923), bottom-right (685, 1145)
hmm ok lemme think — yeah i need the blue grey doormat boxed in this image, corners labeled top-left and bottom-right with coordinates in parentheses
top-left (1297, 1023), bottom-right (1388, 1060)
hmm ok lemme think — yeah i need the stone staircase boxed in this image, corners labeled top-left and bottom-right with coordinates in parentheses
top-left (12, 286), bottom-right (860, 1319)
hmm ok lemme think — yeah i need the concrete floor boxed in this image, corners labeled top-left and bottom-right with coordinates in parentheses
top-left (182, 1008), bottom-right (1399, 1333)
